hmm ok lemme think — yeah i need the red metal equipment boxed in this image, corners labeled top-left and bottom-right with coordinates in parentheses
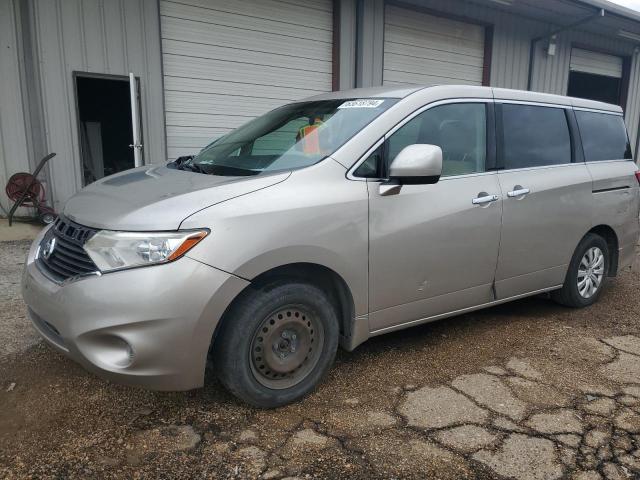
top-left (5, 153), bottom-right (57, 226)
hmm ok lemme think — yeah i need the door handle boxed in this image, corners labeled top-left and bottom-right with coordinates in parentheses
top-left (472, 194), bottom-right (499, 205)
top-left (507, 188), bottom-right (530, 198)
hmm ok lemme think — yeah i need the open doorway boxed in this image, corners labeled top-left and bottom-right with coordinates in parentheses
top-left (567, 48), bottom-right (625, 106)
top-left (567, 71), bottom-right (622, 105)
top-left (75, 74), bottom-right (139, 185)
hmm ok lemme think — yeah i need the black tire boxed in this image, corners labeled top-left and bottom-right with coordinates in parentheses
top-left (213, 281), bottom-right (339, 408)
top-left (552, 233), bottom-right (609, 308)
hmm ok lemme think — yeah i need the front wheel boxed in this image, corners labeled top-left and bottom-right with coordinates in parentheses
top-left (552, 233), bottom-right (609, 308)
top-left (213, 282), bottom-right (339, 408)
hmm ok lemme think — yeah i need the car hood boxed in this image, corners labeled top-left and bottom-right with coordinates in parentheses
top-left (64, 165), bottom-right (291, 230)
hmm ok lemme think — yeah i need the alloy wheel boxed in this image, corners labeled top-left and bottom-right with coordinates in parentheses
top-left (577, 246), bottom-right (605, 299)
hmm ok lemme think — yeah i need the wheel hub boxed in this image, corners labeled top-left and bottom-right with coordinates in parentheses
top-left (274, 330), bottom-right (298, 357)
top-left (250, 306), bottom-right (323, 389)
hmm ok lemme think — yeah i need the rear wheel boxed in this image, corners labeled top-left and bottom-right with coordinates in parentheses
top-left (213, 282), bottom-right (339, 408)
top-left (552, 233), bottom-right (609, 308)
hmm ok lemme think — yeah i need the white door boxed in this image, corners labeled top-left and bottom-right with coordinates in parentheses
top-left (383, 5), bottom-right (486, 86)
top-left (570, 48), bottom-right (623, 79)
top-left (129, 73), bottom-right (143, 167)
top-left (159, 0), bottom-right (334, 160)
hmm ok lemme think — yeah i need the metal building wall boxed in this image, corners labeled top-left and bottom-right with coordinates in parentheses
top-left (338, 0), bottom-right (358, 90)
top-left (356, 0), bottom-right (640, 154)
top-left (530, 31), bottom-right (640, 151)
top-left (356, 0), bottom-right (385, 87)
top-left (355, 0), bottom-right (542, 89)
top-left (25, 0), bottom-right (166, 211)
top-left (159, 0), bottom-right (335, 160)
top-left (626, 52), bottom-right (640, 154)
top-left (0, 0), bottom-right (31, 214)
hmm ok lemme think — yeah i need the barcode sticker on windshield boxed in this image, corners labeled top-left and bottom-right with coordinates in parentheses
top-left (338, 99), bottom-right (385, 109)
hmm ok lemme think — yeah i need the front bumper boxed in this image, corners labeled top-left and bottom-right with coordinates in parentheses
top-left (21, 228), bottom-right (249, 391)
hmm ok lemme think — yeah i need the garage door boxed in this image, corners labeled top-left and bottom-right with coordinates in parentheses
top-left (383, 5), bottom-right (485, 87)
top-left (570, 48), bottom-right (623, 78)
top-left (160, 0), bottom-right (333, 160)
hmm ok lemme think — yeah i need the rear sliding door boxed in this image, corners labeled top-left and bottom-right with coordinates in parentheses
top-left (494, 103), bottom-right (592, 299)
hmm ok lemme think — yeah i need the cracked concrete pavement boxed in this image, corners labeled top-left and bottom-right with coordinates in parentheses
top-left (1, 239), bottom-right (640, 479)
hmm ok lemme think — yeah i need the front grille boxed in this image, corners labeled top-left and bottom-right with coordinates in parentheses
top-left (36, 216), bottom-right (99, 283)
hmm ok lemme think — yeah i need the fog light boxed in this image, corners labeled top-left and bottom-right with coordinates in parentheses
top-left (91, 335), bottom-right (135, 368)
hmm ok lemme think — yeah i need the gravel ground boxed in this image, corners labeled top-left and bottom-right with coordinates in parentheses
top-left (0, 241), bottom-right (39, 358)
top-left (1, 240), bottom-right (640, 479)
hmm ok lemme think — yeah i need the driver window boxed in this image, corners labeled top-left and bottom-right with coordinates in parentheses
top-left (386, 103), bottom-right (487, 177)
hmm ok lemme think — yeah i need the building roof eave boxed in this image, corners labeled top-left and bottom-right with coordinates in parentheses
top-left (577, 0), bottom-right (640, 24)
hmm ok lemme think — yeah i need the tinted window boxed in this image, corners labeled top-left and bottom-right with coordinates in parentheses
top-left (387, 103), bottom-right (487, 177)
top-left (502, 104), bottom-right (572, 169)
top-left (575, 111), bottom-right (632, 161)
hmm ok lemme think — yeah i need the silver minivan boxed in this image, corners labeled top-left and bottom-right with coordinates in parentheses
top-left (23, 85), bottom-right (640, 407)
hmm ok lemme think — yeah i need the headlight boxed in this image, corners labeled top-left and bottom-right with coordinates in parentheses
top-left (83, 229), bottom-right (208, 272)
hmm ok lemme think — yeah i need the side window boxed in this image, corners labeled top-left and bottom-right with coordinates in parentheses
top-left (501, 104), bottom-right (572, 169)
top-left (354, 144), bottom-right (383, 178)
top-left (575, 111), bottom-right (632, 161)
top-left (386, 103), bottom-right (487, 177)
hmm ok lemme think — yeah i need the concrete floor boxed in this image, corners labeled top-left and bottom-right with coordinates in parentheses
top-left (0, 218), bottom-right (43, 242)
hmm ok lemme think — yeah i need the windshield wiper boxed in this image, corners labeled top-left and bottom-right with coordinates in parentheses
top-left (168, 155), bottom-right (191, 169)
top-left (182, 162), bottom-right (207, 174)
top-left (168, 156), bottom-right (208, 174)
top-left (206, 165), bottom-right (260, 176)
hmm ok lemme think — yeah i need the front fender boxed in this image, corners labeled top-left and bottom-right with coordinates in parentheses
top-left (182, 160), bottom-right (369, 317)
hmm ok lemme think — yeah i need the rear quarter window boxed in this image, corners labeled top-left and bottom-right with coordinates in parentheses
top-left (575, 111), bottom-right (632, 162)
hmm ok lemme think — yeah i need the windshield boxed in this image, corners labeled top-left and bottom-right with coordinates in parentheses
top-left (184, 98), bottom-right (398, 176)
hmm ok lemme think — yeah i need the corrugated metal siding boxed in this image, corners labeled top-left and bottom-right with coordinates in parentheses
top-left (356, 0), bottom-right (385, 87)
top-left (358, 0), bottom-right (640, 157)
top-left (356, 0), bottom-right (543, 90)
top-left (530, 29), bottom-right (640, 150)
top-left (570, 48), bottom-right (623, 78)
top-left (0, 0), bottom-right (31, 214)
top-left (28, 0), bottom-right (165, 211)
top-left (382, 5), bottom-right (485, 86)
top-left (529, 37), bottom-right (572, 94)
top-left (625, 53), bottom-right (640, 154)
top-left (338, 0), bottom-right (357, 90)
top-left (160, 0), bottom-right (334, 161)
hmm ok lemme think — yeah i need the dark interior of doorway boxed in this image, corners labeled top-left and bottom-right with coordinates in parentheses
top-left (567, 71), bottom-right (621, 105)
top-left (76, 76), bottom-right (134, 185)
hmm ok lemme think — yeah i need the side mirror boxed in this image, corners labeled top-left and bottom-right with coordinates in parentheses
top-left (388, 144), bottom-right (442, 185)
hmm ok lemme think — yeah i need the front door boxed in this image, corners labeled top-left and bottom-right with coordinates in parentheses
top-left (365, 102), bottom-right (503, 332)
top-left (494, 103), bottom-right (592, 299)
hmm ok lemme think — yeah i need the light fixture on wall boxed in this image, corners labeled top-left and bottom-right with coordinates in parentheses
top-left (619, 30), bottom-right (640, 42)
top-left (547, 35), bottom-right (557, 56)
